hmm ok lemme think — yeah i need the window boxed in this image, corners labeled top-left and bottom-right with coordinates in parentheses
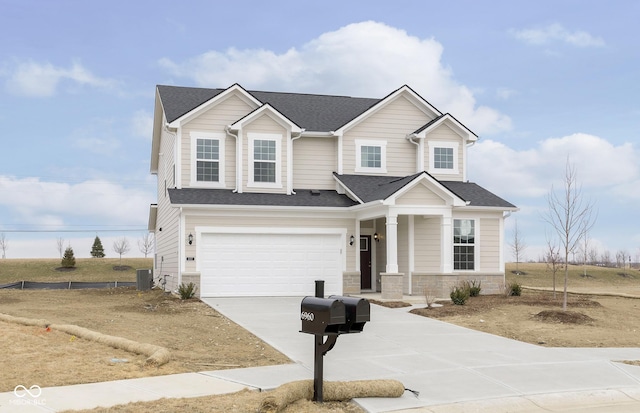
top-left (428, 142), bottom-right (459, 175)
top-left (248, 133), bottom-right (281, 188)
top-left (434, 147), bottom-right (454, 169)
top-left (453, 219), bottom-right (475, 270)
top-left (190, 132), bottom-right (225, 187)
top-left (361, 145), bottom-right (381, 168)
top-left (355, 140), bottom-right (387, 173)
top-left (253, 139), bottom-right (276, 182)
top-left (196, 138), bottom-right (219, 182)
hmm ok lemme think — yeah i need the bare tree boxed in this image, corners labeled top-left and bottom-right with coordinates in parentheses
top-left (615, 250), bottom-right (627, 269)
top-left (113, 237), bottom-right (131, 267)
top-left (543, 159), bottom-right (596, 311)
top-left (579, 235), bottom-right (591, 277)
top-left (509, 219), bottom-right (527, 275)
top-left (588, 246), bottom-right (599, 266)
top-left (138, 233), bottom-right (154, 258)
top-left (545, 235), bottom-right (563, 299)
top-left (56, 237), bottom-right (65, 259)
top-left (0, 233), bottom-right (7, 259)
top-left (601, 250), bottom-right (612, 267)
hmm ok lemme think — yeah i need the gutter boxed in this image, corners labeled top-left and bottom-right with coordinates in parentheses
top-left (225, 125), bottom-right (240, 193)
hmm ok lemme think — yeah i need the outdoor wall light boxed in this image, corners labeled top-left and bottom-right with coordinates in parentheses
top-left (188, 233), bottom-right (193, 245)
top-left (349, 235), bottom-right (355, 246)
top-left (373, 233), bottom-right (380, 242)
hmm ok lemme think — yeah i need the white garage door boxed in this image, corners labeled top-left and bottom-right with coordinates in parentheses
top-left (200, 232), bottom-right (343, 297)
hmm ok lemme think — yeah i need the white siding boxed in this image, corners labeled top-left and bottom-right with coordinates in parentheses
top-left (181, 94), bottom-right (254, 188)
top-left (424, 124), bottom-right (465, 182)
top-left (343, 96), bottom-right (433, 176)
top-left (154, 126), bottom-right (180, 292)
top-left (480, 217), bottom-right (501, 271)
top-left (396, 184), bottom-right (446, 206)
top-left (414, 216), bottom-right (441, 272)
top-left (293, 137), bottom-right (337, 189)
top-left (241, 115), bottom-right (288, 194)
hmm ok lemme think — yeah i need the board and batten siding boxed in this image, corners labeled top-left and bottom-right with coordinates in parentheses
top-left (154, 126), bottom-right (181, 292)
top-left (425, 124), bottom-right (465, 182)
top-left (180, 94), bottom-right (254, 189)
top-left (183, 213), bottom-right (357, 273)
top-left (342, 96), bottom-right (433, 176)
top-left (241, 114), bottom-right (288, 194)
top-left (479, 217), bottom-right (501, 272)
top-left (292, 137), bottom-right (337, 190)
top-left (414, 216), bottom-right (441, 272)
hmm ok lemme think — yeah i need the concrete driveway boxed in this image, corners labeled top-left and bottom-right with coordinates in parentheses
top-left (201, 296), bottom-right (640, 412)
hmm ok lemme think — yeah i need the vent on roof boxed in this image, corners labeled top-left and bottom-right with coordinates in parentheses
top-left (310, 190), bottom-right (321, 196)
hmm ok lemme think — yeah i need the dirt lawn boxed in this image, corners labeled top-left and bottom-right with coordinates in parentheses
top-left (0, 287), bottom-right (289, 392)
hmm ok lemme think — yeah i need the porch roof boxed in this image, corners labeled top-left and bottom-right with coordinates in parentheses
top-left (334, 173), bottom-right (517, 208)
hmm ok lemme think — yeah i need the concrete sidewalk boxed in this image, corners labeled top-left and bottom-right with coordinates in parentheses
top-left (3, 296), bottom-right (640, 412)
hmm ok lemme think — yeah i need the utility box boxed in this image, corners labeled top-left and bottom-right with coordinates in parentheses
top-left (329, 295), bottom-right (370, 333)
top-left (300, 296), bottom-right (346, 335)
top-left (136, 269), bottom-right (152, 291)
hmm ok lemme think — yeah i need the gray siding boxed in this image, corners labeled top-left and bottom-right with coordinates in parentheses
top-left (293, 137), bottom-right (337, 189)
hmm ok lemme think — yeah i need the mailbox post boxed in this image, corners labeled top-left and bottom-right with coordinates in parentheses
top-left (300, 280), bottom-right (370, 402)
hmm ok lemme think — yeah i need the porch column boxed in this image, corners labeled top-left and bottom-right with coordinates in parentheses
top-left (442, 213), bottom-right (453, 273)
top-left (385, 213), bottom-right (398, 273)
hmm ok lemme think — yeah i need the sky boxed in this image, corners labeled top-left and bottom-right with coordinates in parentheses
top-left (0, 0), bottom-right (639, 261)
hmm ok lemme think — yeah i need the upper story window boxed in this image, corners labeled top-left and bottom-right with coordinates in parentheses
top-left (355, 139), bottom-right (387, 173)
top-left (428, 141), bottom-right (459, 175)
top-left (248, 133), bottom-right (282, 188)
top-left (453, 219), bottom-right (475, 270)
top-left (190, 132), bottom-right (225, 187)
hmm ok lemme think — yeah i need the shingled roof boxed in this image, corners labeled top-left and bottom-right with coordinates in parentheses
top-left (168, 188), bottom-right (358, 208)
top-left (334, 173), bottom-right (516, 208)
top-left (157, 85), bottom-right (380, 132)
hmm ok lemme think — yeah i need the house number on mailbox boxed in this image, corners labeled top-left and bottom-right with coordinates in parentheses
top-left (300, 311), bottom-right (315, 321)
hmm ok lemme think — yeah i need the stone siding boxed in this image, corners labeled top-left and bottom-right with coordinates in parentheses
top-left (381, 272), bottom-right (404, 300)
top-left (181, 272), bottom-right (201, 298)
top-left (412, 272), bottom-right (505, 299)
top-left (343, 271), bottom-right (361, 295)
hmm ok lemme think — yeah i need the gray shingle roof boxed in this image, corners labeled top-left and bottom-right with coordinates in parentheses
top-left (157, 85), bottom-right (380, 131)
top-left (168, 188), bottom-right (358, 208)
top-left (334, 173), bottom-right (516, 208)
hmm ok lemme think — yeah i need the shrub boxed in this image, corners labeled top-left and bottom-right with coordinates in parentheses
top-left (178, 282), bottom-right (197, 299)
top-left (467, 279), bottom-right (482, 297)
top-left (423, 287), bottom-right (437, 308)
top-left (450, 283), bottom-right (470, 305)
top-left (61, 246), bottom-right (76, 268)
top-left (508, 281), bottom-right (522, 296)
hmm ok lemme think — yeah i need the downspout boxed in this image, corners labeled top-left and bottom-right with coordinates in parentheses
top-left (225, 126), bottom-right (240, 193)
top-left (406, 133), bottom-right (424, 172)
top-left (289, 129), bottom-right (305, 195)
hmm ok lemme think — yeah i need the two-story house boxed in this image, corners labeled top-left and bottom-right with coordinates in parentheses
top-left (148, 84), bottom-right (517, 298)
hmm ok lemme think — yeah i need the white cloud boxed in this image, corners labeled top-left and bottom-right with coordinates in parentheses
top-left (4, 60), bottom-right (118, 97)
top-left (511, 23), bottom-right (605, 48)
top-left (131, 110), bottom-right (153, 140)
top-left (469, 133), bottom-right (638, 199)
top-left (0, 176), bottom-right (154, 228)
top-left (159, 21), bottom-right (511, 136)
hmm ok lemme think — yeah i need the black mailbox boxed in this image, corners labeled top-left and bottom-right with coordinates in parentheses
top-left (329, 295), bottom-right (370, 333)
top-left (300, 296), bottom-right (346, 335)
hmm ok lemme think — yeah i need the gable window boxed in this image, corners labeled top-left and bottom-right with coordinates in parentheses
top-left (190, 132), bottom-right (225, 187)
top-left (248, 133), bottom-right (282, 188)
top-left (453, 219), bottom-right (475, 270)
top-left (428, 142), bottom-right (459, 175)
top-left (355, 140), bottom-right (387, 173)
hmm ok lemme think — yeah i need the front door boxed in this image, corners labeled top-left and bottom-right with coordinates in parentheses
top-left (360, 235), bottom-right (372, 289)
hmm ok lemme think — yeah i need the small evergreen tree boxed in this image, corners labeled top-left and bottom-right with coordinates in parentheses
top-left (90, 236), bottom-right (105, 258)
top-left (61, 246), bottom-right (76, 268)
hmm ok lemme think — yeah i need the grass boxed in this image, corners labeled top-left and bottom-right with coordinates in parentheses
top-left (0, 258), bottom-right (153, 283)
top-left (506, 262), bottom-right (640, 292)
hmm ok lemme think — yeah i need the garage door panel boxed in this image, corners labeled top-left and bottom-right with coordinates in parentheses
top-left (200, 233), bottom-right (342, 297)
